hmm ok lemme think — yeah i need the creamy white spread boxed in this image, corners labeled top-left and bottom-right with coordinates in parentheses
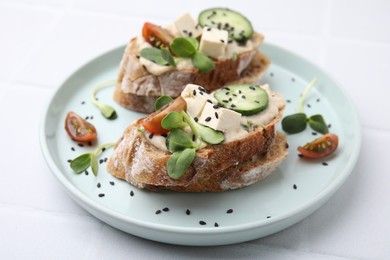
top-left (144, 84), bottom-right (285, 150)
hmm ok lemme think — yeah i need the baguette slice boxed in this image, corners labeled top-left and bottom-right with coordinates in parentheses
top-left (107, 96), bottom-right (287, 192)
top-left (114, 33), bottom-right (270, 113)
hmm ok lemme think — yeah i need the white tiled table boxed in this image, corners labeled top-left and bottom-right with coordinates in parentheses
top-left (1, 0), bottom-right (389, 259)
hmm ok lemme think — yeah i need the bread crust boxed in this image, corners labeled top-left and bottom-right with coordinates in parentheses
top-left (113, 33), bottom-right (270, 113)
top-left (106, 99), bottom-right (286, 192)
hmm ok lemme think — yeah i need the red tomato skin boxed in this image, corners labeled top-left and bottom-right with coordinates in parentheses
top-left (65, 112), bottom-right (97, 142)
top-left (142, 22), bottom-right (173, 48)
top-left (297, 133), bottom-right (339, 159)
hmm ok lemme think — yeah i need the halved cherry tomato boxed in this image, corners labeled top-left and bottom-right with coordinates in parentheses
top-left (298, 133), bottom-right (339, 159)
top-left (142, 22), bottom-right (174, 49)
top-left (142, 97), bottom-right (186, 135)
top-left (65, 112), bottom-right (97, 142)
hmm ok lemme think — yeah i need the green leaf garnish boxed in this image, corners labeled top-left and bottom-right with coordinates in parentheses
top-left (155, 95), bottom-right (173, 110)
top-left (140, 47), bottom-right (176, 67)
top-left (91, 79), bottom-right (118, 120)
top-left (282, 78), bottom-right (330, 135)
top-left (70, 153), bottom-right (92, 174)
top-left (161, 48), bottom-right (176, 67)
top-left (282, 113), bottom-right (307, 134)
top-left (69, 142), bottom-right (115, 176)
top-left (308, 114), bottom-right (329, 134)
top-left (167, 129), bottom-right (195, 152)
top-left (185, 37), bottom-right (199, 50)
top-left (195, 123), bottom-right (224, 144)
top-left (167, 148), bottom-right (196, 179)
top-left (170, 37), bottom-right (197, 57)
top-left (90, 154), bottom-right (98, 176)
top-left (192, 52), bottom-right (215, 73)
top-left (161, 112), bottom-right (187, 130)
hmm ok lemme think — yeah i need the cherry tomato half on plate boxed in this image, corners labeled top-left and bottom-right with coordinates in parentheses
top-left (298, 133), bottom-right (339, 159)
top-left (142, 22), bottom-right (174, 49)
top-left (142, 97), bottom-right (186, 135)
top-left (65, 112), bottom-right (97, 142)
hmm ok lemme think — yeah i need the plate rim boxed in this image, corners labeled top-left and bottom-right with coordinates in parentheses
top-left (39, 42), bottom-right (362, 241)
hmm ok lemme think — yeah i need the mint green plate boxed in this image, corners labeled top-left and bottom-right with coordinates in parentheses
top-left (40, 43), bottom-right (361, 246)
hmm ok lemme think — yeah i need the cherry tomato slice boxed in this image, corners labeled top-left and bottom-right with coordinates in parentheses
top-left (142, 97), bottom-right (186, 135)
top-left (298, 133), bottom-right (339, 159)
top-left (65, 112), bottom-right (97, 142)
top-left (142, 22), bottom-right (174, 49)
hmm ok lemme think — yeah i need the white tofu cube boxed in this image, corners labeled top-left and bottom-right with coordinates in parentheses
top-left (174, 12), bottom-right (202, 39)
top-left (199, 27), bottom-right (228, 60)
top-left (198, 102), bottom-right (241, 132)
top-left (181, 84), bottom-right (217, 118)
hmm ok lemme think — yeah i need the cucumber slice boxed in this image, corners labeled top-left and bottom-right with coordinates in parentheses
top-left (214, 84), bottom-right (268, 115)
top-left (198, 8), bottom-right (254, 42)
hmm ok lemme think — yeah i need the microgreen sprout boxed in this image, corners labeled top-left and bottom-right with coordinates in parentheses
top-left (91, 79), bottom-right (118, 120)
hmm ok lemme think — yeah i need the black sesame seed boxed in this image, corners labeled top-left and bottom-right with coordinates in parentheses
top-left (215, 112), bottom-right (219, 119)
top-left (224, 87), bottom-right (230, 91)
top-left (226, 209), bottom-right (233, 214)
top-left (207, 27), bottom-right (211, 31)
top-left (286, 99), bottom-right (291, 103)
top-left (186, 209), bottom-right (191, 215)
top-left (109, 181), bottom-right (115, 186)
top-left (312, 132), bottom-right (318, 136)
top-left (228, 40), bottom-right (233, 44)
top-left (322, 162), bottom-right (328, 166)
top-left (298, 154), bottom-right (303, 158)
top-left (328, 124), bottom-right (332, 129)
top-left (220, 39), bottom-right (225, 43)
top-left (231, 104), bottom-right (236, 108)
top-left (214, 222), bottom-right (219, 227)
top-left (102, 147), bottom-right (106, 152)
top-left (162, 207), bottom-right (169, 212)
top-left (97, 183), bottom-right (101, 188)
top-left (242, 95), bottom-right (246, 99)
top-left (292, 77), bottom-right (295, 82)
top-left (161, 133), bottom-right (168, 138)
top-left (238, 90), bottom-right (242, 94)
top-left (213, 104), bottom-right (220, 109)
top-left (88, 141), bottom-right (92, 146)
top-left (148, 133), bottom-right (154, 139)
top-left (232, 94), bottom-right (237, 97)
top-left (130, 190), bottom-right (134, 196)
top-left (228, 97), bottom-right (232, 101)
top-left (85, 116), bottom-right (89, 120)
top-left (199, 91), bottom-right (204, 95)
top-left (84, 170), bottom-right (89, 175)
top-left (155, 210), bottom-right (161, 215)
top-left (222, 100), bottom-right (229, 103)
top-left (78, 143), bottom-right (84, 147)
top-left (183, 29), bottom-right (188, 34)
top-left (270, 72), bottom-right (274, 77)
top-left (81, 101), bottom-right (86, 105)
top-left (225, 92), bottom-right (230, 95)
top-left (255, 100), bottom-right (260, 104)
top-left (99, 159), bottom-right (103, 164)
top-left (136, 55), bottom-right (140, 59)
top-left (193, 89), bottom-right (196, 96)
top-left (307, 104), bottom-right (311, 108)
top-left (207, 99), bottom-right (213, 104)
top-left (293, 184), bottom-right (297, 190)
top-left (267, 216), bottom-right (271, 219)
top-left (189, 32), bottom-right (192, 37)
top-left (192, 135), bottom-right (195, 141)
top-left (98, 193), bottom-right (105, 197)
top-left (67, 159), bottom-right (72, 163)
top-left (205, 117), bottom-right (212, 122)
top-left (194, 117), bottom-right (199, 122)
top-left (249, 86), bottom-right (256, 90)
top-left (199, 221), bottom-right (206, 225)
top-left (316, 98), bottom-right (320, 102)
top-left (71, 147), bottom-right (75, 151)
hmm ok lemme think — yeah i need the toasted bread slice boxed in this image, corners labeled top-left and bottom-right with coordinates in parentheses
top-left (107, 95), bottom-right (287, 192)
top-left (113, 33), bottom-right (270, 113)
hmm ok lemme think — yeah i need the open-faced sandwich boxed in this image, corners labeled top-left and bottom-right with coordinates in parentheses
top-left (114, 8), bottom-right (270, 113)
top-left (107, 83), bottom-right (288, 192)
